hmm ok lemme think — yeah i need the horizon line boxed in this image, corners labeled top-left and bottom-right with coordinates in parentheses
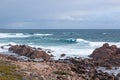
top-left (0, 28), bottom-right (120, 30)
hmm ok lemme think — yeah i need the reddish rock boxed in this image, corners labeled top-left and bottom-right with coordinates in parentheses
top-left (102, 43), bottom-right (109, 48)
top-left (30, 50), bottom-right (50, 60)
top-left (90, 43), bottom-right (119, 60)
top-left (9, 45), bottom-right (51, 61)
top-left (90, 43), bottom-right (120, 66)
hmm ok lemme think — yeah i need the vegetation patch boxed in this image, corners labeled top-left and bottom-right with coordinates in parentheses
top-left (53, 71), bottom-right (71, 75)
top-left (0, 60), bottom-right (22, 80)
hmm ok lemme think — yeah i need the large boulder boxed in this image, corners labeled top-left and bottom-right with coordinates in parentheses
top-left (90, 43), bottom-right (118, 60)
top-left (30, 50), bottom-right (50, 60)
top-left (9, 45), bottom-right (51, 61)
top-left (9, 45), bottom-right (33, 56)
top-left (90, 43), bottom-right (120, 66)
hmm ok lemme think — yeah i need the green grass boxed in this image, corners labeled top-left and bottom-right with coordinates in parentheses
top-left (0, 60), bottom-right (22, 80)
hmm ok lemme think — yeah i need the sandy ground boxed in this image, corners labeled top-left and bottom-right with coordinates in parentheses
top-left (0, 54), bottom-right (83, 80)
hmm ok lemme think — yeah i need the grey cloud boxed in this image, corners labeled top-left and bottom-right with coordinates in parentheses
top-left (0, 0), bottom-right (120, 29)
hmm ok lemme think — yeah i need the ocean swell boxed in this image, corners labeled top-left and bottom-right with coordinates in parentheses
top-left (57, 38), bottom-right (89, 44)
top-left (0, 33), bottom-right (30, 38)
top-left (0, 33), bottom-right (53, 38)
top-left (33, 33), bottom-right (53, 36)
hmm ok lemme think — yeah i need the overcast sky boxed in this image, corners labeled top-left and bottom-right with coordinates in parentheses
top-left (0, 0), bottom-right (120, 29)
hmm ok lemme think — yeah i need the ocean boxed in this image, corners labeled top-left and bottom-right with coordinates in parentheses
top-left (0, 29), bottom-right (120, 59)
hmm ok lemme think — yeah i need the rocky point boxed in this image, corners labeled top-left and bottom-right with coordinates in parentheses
top-left (9, 45), bottom-right (51, 61)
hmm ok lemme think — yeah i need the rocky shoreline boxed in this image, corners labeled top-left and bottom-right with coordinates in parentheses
top-left (0, 43), bottom-right (120, 80)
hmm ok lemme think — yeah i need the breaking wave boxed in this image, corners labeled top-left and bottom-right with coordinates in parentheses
top-left (58, 38), bottom-right (89, 44)
top-left (0, 33), bottom-right (53, 38)
top-left (33, 33), bottom-right (53, 36)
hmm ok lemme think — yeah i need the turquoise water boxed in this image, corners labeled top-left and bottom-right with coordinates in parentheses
top-left (0, 29), bottom-right (120, 59)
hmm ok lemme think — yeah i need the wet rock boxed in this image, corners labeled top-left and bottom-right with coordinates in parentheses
top-left (70, 58), bottom-right (116, 80)
top-left (116, 73), bottom-right (120, 80)
top-left (37, 48), bottom-right (42, 50)
top-left (7, 44), bottom-right (13, 46)
top-left (103, 43), bottom-right (109, 48)
top-left (9, 45), bottom-right (51, 61)
top-left (50, 54), bottom-right (54, 57)
top-left (45, 49), bottom-right (53, 53)
top-left (60, 53), bottom-right (66, 57)
top-left (1, 46), bottom-right (4, 49)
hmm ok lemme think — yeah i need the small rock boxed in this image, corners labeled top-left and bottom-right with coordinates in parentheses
top-left (61, 53), bottom-right (66, 57)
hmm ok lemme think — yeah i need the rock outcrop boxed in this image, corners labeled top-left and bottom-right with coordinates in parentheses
top-left (90, 43), bottom-right (117, 59)
top-left (9, 45), bottom-right (51, 61)
top-left (2, 43), bottom-right (120, 80)
top-left (70, 58), bottom-right (115, 80)
top-left (90, 43), bottom-right (120, 66)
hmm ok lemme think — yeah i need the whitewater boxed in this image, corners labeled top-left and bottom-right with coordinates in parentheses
top-left (0, 29), bottom-right (120, 59)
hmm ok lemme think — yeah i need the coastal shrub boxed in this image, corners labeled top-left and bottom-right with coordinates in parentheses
top-left (53, 71), bottom-right (70, 75)
top-left (0, 60), bottom-right (22, 80)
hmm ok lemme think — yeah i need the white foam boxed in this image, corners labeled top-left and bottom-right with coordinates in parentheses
top-left (76, 38), bottom-right (89, 43)
top-left (35, 45), bottom-right (93, 59)
top-left (0, 33), bottom-right (53, 38)
top-left (8, 42), bottom-right (17, 45)
top-left (102, 33), bottom-right (110, 35)
top-left (0, 40), bottom-right (120, 60)
top-left (76, 38), bottom-right (120, 48)
top-left (15, 33), bottom-right (24, 36)
top-left (89, 42), bottom-right (120, 48)
top-left (33, 33), bottom-right (53, 36)
top-left (0, 42), bottom-right (17, 46)
top-left (0, 42), bottom-right (18, 54)
top-left (26, 41), bottom-right (120, 59)
top-left (89, 42), bottom-right (106, 48)
top-left (97, 67), bottom-right (120, 76)
top-left (0, 33), bottom-right (31, 38)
